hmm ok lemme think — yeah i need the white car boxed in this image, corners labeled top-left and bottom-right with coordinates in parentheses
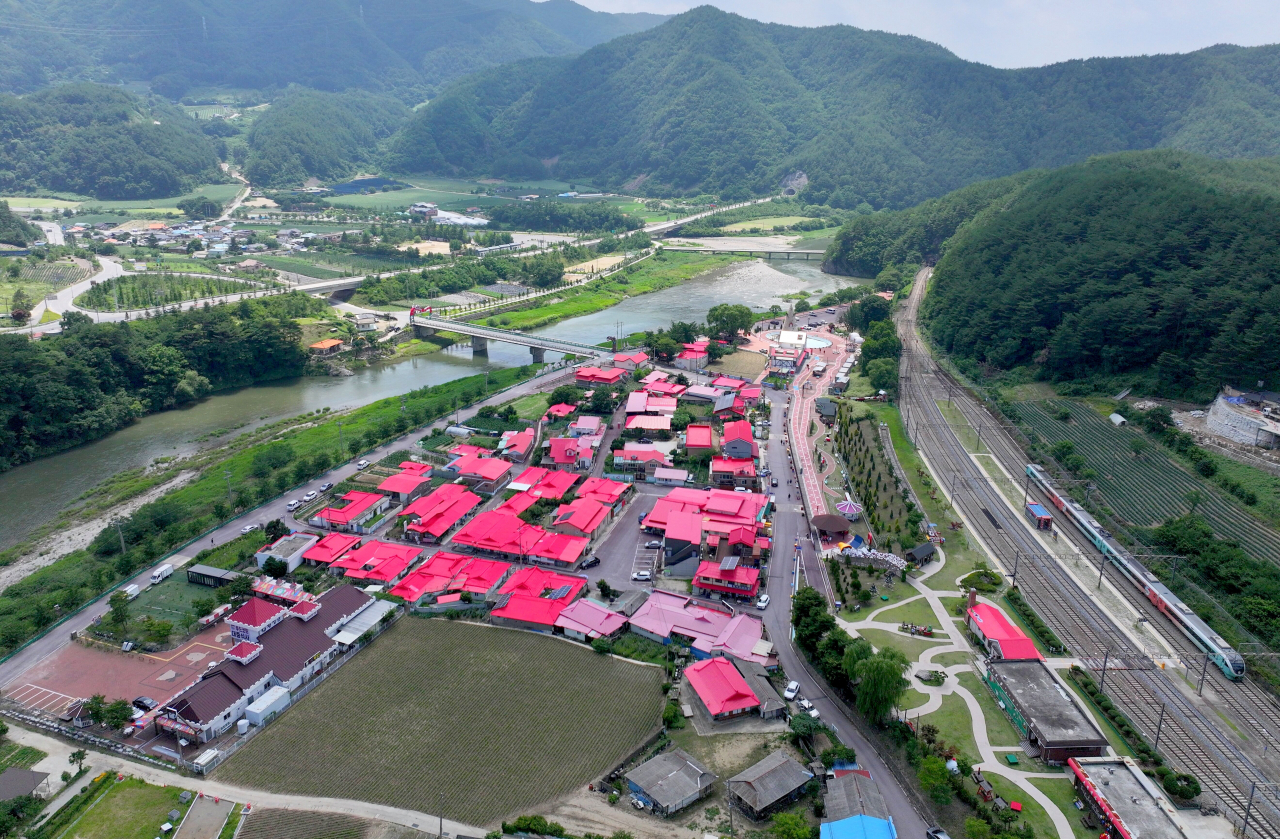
top-left (285, 500), bottom-right (301, 512)
top-left (631, 570), bottom-right (652, 582)
top-left (355, 460), bottom-right (370, 470)
top-left (808, 707), bottom-right (821, 719)
top-left (783, 681), bottom-right (800, 700)
top-left (239, 523), bottom-right (260, 534)
top-left (756, 595), bottom-right (771, 610)
top-left (302, 490), bottom-right (318, 502)
top-left (797, 698), bottom-right (813, 711)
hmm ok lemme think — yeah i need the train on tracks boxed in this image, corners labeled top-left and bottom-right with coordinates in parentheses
top-left (1026, 463), bottom-right (1246, 680)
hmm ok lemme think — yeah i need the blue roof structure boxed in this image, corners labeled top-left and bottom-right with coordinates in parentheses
top-left (820, 815), bottom-right (897, 839)
top-left (1027, 502), bottom-right (1051, 517)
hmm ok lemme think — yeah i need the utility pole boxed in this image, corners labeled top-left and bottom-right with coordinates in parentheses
top-left (113, 517), bottom-right (126, 556)
top-left (1198, 654), bottom-right (1212, 696)
top-left (222, 469), bottom-right (234, 507)
top-left (1097, 648), bottom-right (1111, 695)
top-left (1010, 549), bottom-right (1021, 588)
top-left (1153, 703), bottom-right (1166, 751)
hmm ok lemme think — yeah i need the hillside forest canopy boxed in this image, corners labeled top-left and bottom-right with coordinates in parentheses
top-left (848, 150), bottom-right (1280, 400)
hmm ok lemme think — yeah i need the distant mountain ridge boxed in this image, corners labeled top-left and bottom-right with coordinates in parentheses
top-left (389, 6), bottom-right (1280, 206)
top-left (0, 0), bottom-right (668, 99)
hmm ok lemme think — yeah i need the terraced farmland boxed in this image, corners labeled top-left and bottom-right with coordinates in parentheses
top-left (216, 619), bottom-right (664, 827)
top-left (1018, 400), bottom-right (1280, 563)
top-left (238, 810), bottom-right (429, 839)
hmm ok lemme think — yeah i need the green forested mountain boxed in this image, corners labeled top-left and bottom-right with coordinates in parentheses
top-left (0, 0), bottom-right (666, 99)
top-left (244, 89), bottom-right (410, 187)
top-left (0, 84), bottom-right (222, 199)
top-left (0, 201), bottom-right (38, 246)
top-left (900, 150), bottom-right (1280, 399)
top-left (390, 7), bottom-right (1280, 205)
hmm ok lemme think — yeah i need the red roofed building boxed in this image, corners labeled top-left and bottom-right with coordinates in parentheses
top-left (674, 348), bottom-right (708, 371)
top-left (967, 603), bottom-right (1043, 661)
top-left (645, 380), bottom-right (687, 398)
top-left (577, 476), bottom-right (631, 508)
top-left (448, 444), bottom-right (491, 459)
top-left (684, 424), bottom-right (716, 451)
top-left (553, 497), bottom-right (611, 540)
top-left (303, 533), bottom-right (361, 566)
top-left (640, 371), bottom-right (668, 386)
top-left (693, 560), bottom-right (761, 599)
top-left (721, 421), bottom-right (756, 460)
top-left (612, 350), bottom-right (650, 370)
top-left (614, 443), bottom-right (672, 473)
top-left (510, 466), bottom-right (579, 499)
top-left (575, 366), bottom-right (627, 385)
top-left (685, 657), bottom-right (759, 718)
top-left (399, 484), bottom-right (481, 544)
top-left (498, 491), bottom-right (540, 515)
top-left (449, 453), bottom-right (513, 494)
top-left (309, 491), bottom-right (389, 533)
top-left (568, 415), bottom-right (603, 437)
top-left (330, 540), bottom-right (422, 585)
top-left (545, 402), bottom-right (577, 419)
top-left (388, 552), bottom-right (512, 606)
top-left (490, 566), bottom-right (587, 632)
top-left (548, 437), bottom-right (596, 471)
top-left (710, 375), bottom-right (744, 390)
top-left (527, 531), bottom-right (590, 568)
top-left (555, 599), bottom-right (627, 641)
top-left (451, 510), bottom-right (543, 559)
top-left (398, 461), bottom-right (432, 476)
top-left (378, 470), bottom-right (432, 504)
top-left (713, 395), bottom-right (748, 420)
top-left (625, 414), bottom-right (672, 432)
top-left (710, 457), bottom-right (758, 490)
top-left (739, 385), bottom-right (762, 405)
top-left (499, 427), bottom-right (536, 462)
top-left (227, 598), bottom-right (287, 642)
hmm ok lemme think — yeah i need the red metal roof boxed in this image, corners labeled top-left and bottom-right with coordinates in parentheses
top-left (313, 491), bottom-right (384, 526)
top-left (554, 498), bottom-right (610, 536)
top-left (378, 472), bottom-right (431, 494)
top-left (227, 597), bottom-right (286, 629)
top-left (722, 419), bottom-right (752, 443)
top-left (451, 453), bottom-right (513, 482)
top-left (401, 484), bottom-right (482, 538)
top-left (303, 533), bottom-right (361, 564)
top-left (967, 603), bottom-right (1043, 661)
top-left (625, 414), bottom-right (671, 431)
top-left (389, 552), bottom-right (510, 600)
top-left (578, 477), bottom-right (628, 505)
top-left (555, 599), bottom-right (627, 638)
top-left (685, 657), bottom-right (759, 716)
top-left (546, 403), bottom-right (577, 418)
top-left (644, 381), bottom-right (687, 397)
top-left (575, 366), bottom-right (627, 384)
top-left (684, 424), bottom-right (715, 448)
top-left (711, 457), bottom-right (756, 477)
top-left (491, 567), bottom-right (586, 626)
top-left (694, 560), bottom-right (761, 597)
top-left (331, 540), bottom-right (422, 582)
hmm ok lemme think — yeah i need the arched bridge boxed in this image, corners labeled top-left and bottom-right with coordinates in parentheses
top-left (411, 315), bottom-right (611, 362)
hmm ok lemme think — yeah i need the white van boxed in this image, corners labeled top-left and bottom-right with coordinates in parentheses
top-left (123, 584), bottom-right (140, 600)
top-left (149, 564), bottom-right (173, 585)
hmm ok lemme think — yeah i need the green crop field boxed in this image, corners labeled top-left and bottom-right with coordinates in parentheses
top-left (215, 619), bottom-right (664, 827)
top-left (75, 274), bottom-right (264, 311)
top-left (1018, 400), bottom-right (1280, 563)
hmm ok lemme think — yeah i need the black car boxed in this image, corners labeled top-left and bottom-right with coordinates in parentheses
top-left (132, 696), bottom-right (158, 712)
top-left (580, 556), bottom-right (601, 569)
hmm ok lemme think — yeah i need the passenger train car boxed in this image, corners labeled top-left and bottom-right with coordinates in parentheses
top-left (1026, 463), bottom-right (1245, 680)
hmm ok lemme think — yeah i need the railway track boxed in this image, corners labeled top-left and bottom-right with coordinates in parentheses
top-left (894, 268), bottom-right (1280, 837)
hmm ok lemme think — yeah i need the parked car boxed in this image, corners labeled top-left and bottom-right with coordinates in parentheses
top-left (132, 696), bottom-right (158, 712)
top-left (638, 437), bottom-right (653, 444)
top-left (631, 570), bottom-right (652, 582)
top-left (797, 698), bottom-right (813, 712)
top-left (826, 308), bottom-right (836, 313)
top-left (286, 500), bottom-right (301, 512)
top-left (644, 540), bottom-right (663, 549)
top-left (580, 556), bottom-right (601, 570)
top-left (808, 707), bottom-right (821, 719)
top-left (756, 594), bottom-right (771, 610)
top-left (783, 681), bottom-right (800, 701)
top-left (926, 830), bottom-right (952, 839)
top-left (356, 460), bottom-right (370, 470)
top-left (734, 486), bottom-right (749, 493)
top-left (771, 478), bottom-right (779, 487)
top-left (319, 482), bottom-right (334, 492)
top-left (240, 523), bottom-right (260, 534)
top-left (303, 490), bottom-right (318, 502)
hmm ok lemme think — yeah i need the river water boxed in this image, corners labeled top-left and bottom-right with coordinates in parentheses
top-left (0, 257), bottom-right (859, 548)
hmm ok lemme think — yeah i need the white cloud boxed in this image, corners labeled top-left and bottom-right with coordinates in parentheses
top-left (588, 0), bottom-right (1280, 68)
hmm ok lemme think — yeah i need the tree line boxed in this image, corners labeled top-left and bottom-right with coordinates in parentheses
top-left (0, 293), bottom-right (324, 471)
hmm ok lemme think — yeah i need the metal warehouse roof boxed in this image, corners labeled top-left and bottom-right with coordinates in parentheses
top-left (626, 749), bottom-right (716, 809)
top-left (333, 599), bottom-right (398, 646)
top-left (728, 750), bottom-right (813, 811)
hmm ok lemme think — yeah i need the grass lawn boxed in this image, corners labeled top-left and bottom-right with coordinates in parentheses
top-left (985, 774), bottom-right (1060, 839)
top-left (920, 691), bottom-right (979, 762)
top-left (705, 350), bottom-right (768, 379)
top-left (130, 577), bottom-right (215, 624)
top-left (721, 216), bottom-right (812, 231)
top-left (67, 777), bottom-right (192, 839)
top-left (0, 743), bottom-right (45, 769)
top-left (899, 688), bottom-right (931, 711)
top-left (216, 619), bottom-right (664, 826)
top-left (874, 596), bottom-right (945, 628)
top-left (855, 628), bottom-right (948, 663)
top-left (1029, 777), bottom-right (1095, 839)
top-left (256, 256), bottom-right (347, 279)
top-left (507, 393), bottom-right (551, 421)
top-left (931, 651), bottom-right (975, 668)
top-left (955, 672), bottom-right (1023, 748)
top-left (938, 596), bottom-right (967, 617)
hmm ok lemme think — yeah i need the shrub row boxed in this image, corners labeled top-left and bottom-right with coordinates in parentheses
top-left (1004, 588), bottom-right (1066, 652)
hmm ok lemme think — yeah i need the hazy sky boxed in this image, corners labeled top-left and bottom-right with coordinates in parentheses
top-left (580, 0), bottom-right (1280, 68)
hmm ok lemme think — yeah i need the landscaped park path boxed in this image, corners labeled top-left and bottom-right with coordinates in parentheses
top-left (837, 553), bottom-right (1078, 839)
top-left (7, 725), bottom-right (484, 838)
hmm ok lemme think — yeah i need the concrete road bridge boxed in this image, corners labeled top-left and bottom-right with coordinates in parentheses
top-left (411, 315), bottom-right (610, 362)
top-left (662, 246), bottom-right (825, 260)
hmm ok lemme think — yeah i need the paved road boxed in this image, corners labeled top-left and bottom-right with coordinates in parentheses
top-left (760, 395), bottom-right (930, 839)
top-left (34, 221), bottom-right (64, 246)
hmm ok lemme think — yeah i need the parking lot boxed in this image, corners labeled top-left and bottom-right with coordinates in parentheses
top-left (584, 484), bottom-right (669, 594)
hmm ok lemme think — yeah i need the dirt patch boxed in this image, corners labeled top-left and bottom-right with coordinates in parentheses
top-left (397, 241), bottom-right (451, 255)
top-left (241, 197), bottom-right (279, 209)
top-left (566, 255), bottom-right (625, 275)
top-left (0, 470), bottom-right (197, 590)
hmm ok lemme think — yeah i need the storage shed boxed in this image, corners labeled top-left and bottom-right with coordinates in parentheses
top-left (245, 685), bottom-right (291, 726)
top-left (727, 750), bottom-right (813, 819)
top-left (626, 748), bottom-right (717, 816)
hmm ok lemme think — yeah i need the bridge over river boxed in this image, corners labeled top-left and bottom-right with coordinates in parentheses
top-left (410, 315), bottom-right (611, 362)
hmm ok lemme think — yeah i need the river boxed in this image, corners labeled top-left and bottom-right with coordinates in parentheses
top-left (0, 257), bottom-right (860, 548)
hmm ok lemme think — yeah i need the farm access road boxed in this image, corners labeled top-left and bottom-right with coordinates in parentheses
top-left (5, 724), bottom-right (484, 838)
